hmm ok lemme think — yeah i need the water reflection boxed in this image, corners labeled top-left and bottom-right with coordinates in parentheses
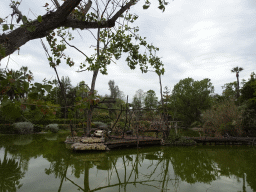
top-left (0, 134), bottom-right (255, 192)
top-left (0, 139), bottom-right (25, 192)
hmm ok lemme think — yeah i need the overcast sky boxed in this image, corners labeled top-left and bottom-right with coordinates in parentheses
top-left (0, 0), bottom-right (255, 102)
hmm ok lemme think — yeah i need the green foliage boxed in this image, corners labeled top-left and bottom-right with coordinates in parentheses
top-left (171, 78), bottom-right (214, 127)
top-left (202, 99), bottom-right (244, 137)
top-left (240, 73), bottom-right (256, 109)
top-left (33, 124), bottom-right (44, 132)
top-left (140, 121), bottom-right (151, 129)
top-left (168, 131), bottom-right (182, 143)
top-left (0, 99), bottom-right (22, 122)
top-left (221, 81), bottom-right (237, 100)
top-left (37, 15), bottom-right (42, 23)
top-left (13, 122), bottom-right (34, 134)
top-left (0, 68), bottom-right (32, 101)
top-left (3, 24), bottom-right (9, 31)
top-left (167, 130), bottom-right (196, 145)
top-left (108, 80), bottom-right (124, 100)
top-left (219, 122), bottom-right (236, 136)
top-left (132, 89), bottom-right (144, 110)
top-left (144, 90), bottom-right (158, 109)
top-left (239, 72), bottom-right (256, 133)
top-left (0, 124), bottom-right (15, 134)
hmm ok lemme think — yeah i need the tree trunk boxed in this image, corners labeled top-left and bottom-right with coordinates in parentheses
top-left (236, 73), bottom-right (240, 99)
top-left (85, 28), bottom-right (100, 136)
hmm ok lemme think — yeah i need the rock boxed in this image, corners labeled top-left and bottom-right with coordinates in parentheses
top-left (71, 143), bottom-right (109, 151)
top-left (80, 137), bottom-right (104, 143)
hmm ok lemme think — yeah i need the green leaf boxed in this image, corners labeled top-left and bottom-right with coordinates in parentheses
top-left (23, 82), bottom-right (29, 91)
top-left (3, 24), bottom-right (9, 31)
top-left (158, 5), bottom-right (165, 11)
top-left (22, 16), bottom-right (28, 23)
top-left (143, 5), bottom-right (150, 9)
top-left (10, 24), bottom-right (14, 30)
top-left (43, 85), bottom-right (52, 93)
top-left (37, 15), bottom-right (42, 23)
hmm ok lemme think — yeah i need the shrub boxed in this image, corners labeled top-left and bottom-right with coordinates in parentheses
top-left (0, 124), bottom-right (15, 134)
top-left (58, 124), bottom-right (70, 130)
top-left (13, 122), bottom-right (34, 134)
top-left (34, 124), bottom-right (44, 132)
top-left (168, 131), bottom-right (182, 144)
top-left (201, 99), bottom-right (244, 136)
top-left (45, 124), bottom-right (59, 133)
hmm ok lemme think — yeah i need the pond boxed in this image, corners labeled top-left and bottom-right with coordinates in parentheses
top-left (0, 133), bottom-right (255, 192)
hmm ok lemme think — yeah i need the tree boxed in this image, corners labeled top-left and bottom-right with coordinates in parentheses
top-left (221, 81), bottom-right (237, 100)
top-left (240, 72), bottom-right (256, 132)
top-left (0, 67), bottom-right (32, 101)
top-left (108, 80), bottom-right (124, 100)
top-left (161, 86), bottom-right (172, 118)
top-left (144, 90), bottom-right (158, 110)
top-left (38, 0), bottom-right (165, 135)
top-left (132, 89), bottom-right (145, 110)
top-left (0, 0), bottom-right (169, 60)
top-left (171, 78), bottom-right (214, 127)
top-left (231, 66), bottom-right (243, 100)
top-left (106, 80), bottom-right (125, 120)
top-left (1, 0), bottom-right (168, 135)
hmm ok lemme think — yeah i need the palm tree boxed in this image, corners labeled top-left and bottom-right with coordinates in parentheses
top-left (5, 69), bottom-right (25, 101)
top-left (20, 66), bottom-right (34, 99)
top-left (231, 66), bottom-right (243, 100)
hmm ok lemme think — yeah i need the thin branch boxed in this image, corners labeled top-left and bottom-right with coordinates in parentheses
top-left (51, 0), bottom-right (60, 8)
top-left (60, 36), bottom-right (89, 59)
top-left (86, 29), bottom-right (98, 40)
top-left (10, 5), bottom-right (23, 23)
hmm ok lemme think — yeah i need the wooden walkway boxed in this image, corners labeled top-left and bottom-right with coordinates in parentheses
top-left (186, 137), bottom-right (256, 146)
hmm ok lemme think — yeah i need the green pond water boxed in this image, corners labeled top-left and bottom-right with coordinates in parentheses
top-left (0, 133), bottom-right (256, 192)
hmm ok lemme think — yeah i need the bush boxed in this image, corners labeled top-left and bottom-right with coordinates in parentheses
top-left (13, 122), bottom-right (34, 134)
top-left (0, 124), bottom-right (15, 134)
top-left (201, 99), bottom-right (244, 136)
top-left (168, 131), bottom-right (182, 144)
top-left (92, 114), bottom-right (111, 123)
top-left (34, 124), bottom-right (44, 132)
top-left (219, 121), bottom-right (239, 136)
top-left (45, 124), bottom-right (59, 133)
top-left (140, 121), bottom-right (151, 129)
top-left (58, 124), bottom-right (70, 130)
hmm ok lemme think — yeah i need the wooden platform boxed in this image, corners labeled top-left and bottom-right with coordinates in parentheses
top-left (105, 136), bottom-right (162, 149)
top-left (65, 136), bottom-right (163, 151)
top-left (186, 137), bottom-right (256, 146)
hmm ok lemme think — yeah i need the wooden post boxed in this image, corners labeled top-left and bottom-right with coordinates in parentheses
top-left (136, 122), bottom-right (139, 148)
top-left (123, 95), bottom-right (129, 138)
